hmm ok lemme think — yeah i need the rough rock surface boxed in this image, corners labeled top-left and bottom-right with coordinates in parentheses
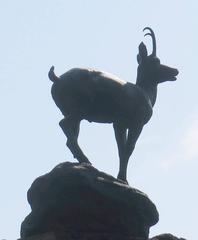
top-left (18, 232), bottom-right (187, 240)
top-left (21, 162), bottom-right (159, 239)
top-left (150, 233), bottom-right (187, 240)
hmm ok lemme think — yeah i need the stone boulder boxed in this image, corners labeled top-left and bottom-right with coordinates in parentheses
top-left (21, 162), bottom-right (159, 239)
top-left (150, 233), bottom-right (187, 240)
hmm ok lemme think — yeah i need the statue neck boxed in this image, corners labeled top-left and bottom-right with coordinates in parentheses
top-left (136, 78), bottom-right (157, 107)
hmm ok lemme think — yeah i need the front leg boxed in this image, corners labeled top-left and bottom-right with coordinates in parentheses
top-left (117, 125), bottom-right (143, 182)
top-left (113, 123), bottom-right (127, 181)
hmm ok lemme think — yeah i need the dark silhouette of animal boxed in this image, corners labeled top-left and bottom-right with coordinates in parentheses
top-left (49, 27), bottom-right (178, 182)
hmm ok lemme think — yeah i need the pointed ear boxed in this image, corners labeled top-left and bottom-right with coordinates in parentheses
top-left (137, 42), bottom-right (148, 64)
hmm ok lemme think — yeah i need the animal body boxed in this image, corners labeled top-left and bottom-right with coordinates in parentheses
top-left (49, 27), bottom-right (178, 182)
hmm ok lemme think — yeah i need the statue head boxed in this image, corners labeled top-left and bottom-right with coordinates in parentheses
top-left (136, 27), bottom-right (179, 86)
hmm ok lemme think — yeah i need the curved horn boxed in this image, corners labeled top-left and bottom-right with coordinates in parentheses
top-left (143, 27), bottom-right (156, 56)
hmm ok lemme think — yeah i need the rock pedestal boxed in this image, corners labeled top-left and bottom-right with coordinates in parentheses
top-left (20, 162), bottom-right (159, 240)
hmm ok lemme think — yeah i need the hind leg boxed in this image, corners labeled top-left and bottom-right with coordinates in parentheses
top-left (59, 117), bottom-right (91, 164)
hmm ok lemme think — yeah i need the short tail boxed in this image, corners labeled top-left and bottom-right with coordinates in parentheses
top-left (48, 66), bottom-right (60, 82)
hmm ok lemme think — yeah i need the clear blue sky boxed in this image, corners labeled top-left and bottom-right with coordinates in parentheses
top-left (0, 1), bottom-right (197, 239)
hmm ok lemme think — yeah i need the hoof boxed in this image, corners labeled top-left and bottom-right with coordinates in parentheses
top-left (117, 173), bottom-right (128, 184)
top-left (117, 177), bottom-right (129, 185)
top-left (78, 156), bottom-right (91, 165)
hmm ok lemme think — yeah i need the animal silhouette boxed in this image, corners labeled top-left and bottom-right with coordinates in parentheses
top-left (49, 27), bottom-right (178, 182)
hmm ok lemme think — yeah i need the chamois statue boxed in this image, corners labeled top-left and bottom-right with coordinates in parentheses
top-left (48, 27), bottom-right (178, 182)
